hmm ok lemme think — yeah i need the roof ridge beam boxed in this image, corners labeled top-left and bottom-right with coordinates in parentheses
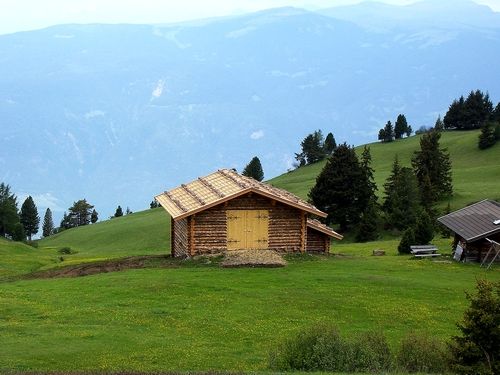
top-left (181, 183), bottom-right (206, 206)
top-left (219, 169), bottom-right (250, 189)
top-left (198, 177), bottom-right (225, 198)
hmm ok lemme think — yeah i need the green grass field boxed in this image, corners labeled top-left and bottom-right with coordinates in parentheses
top-left (1, 129), bottom-right (499, 373)
top-left (268, 130), bottom-right (500, 210)
top-left (1, 250), bottom-right (498, 372)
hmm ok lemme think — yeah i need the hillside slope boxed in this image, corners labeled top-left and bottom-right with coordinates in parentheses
top-left (269, 130), bottom-right (500, 210)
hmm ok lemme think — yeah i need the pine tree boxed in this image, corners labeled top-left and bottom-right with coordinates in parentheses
top-left (356, 200), bottom-right (379, 242)
top-left (20, 196), bottom-right (39, 241)
top-left (242, 156), bottom-right (265, 181)
top-left (414, 210), bottom-right (434, 245)
top-left (449, 279), bottom-right (500, 374)
top-left (378, 128), bottom-right (386, 142)
top-left (398, 227), bottom-right (416, 254)
top-left (405, 125), bottom-right (413, 137)
top-left (298, 130), bottom-right (326, 164)
top-left (463, 90), bottom-right (493, 129)
top-left (114, 205), bottom-right (123, 218)
top-left (309, 143), bottom-right (366, 230)
top-left (91, 209), bottom-right (98, 223)
top-left (0, 183), bottom-right (20, 238)
top-left (444, 96), bottom-right (466, 129)
top-left (60, 212), bottom-right (70, 230)
top-left (394, 114), bottom-right (408, 139)
top-left (12, 222), bottom-right (25, 242)
top-left (434, 115), bottom-right (444, 131)
top-left (383, 160), bottom-right (420, 231)
top-left (478, 123), bottom-right (497, 149)
top-left (383, 121), bottom-right (395, 142)
top-left (67, 199), bottom-right (94, 227)
top-left (412, 130), bottom-right (453, 203)
top-left (323, 132), bottom-right (337, 155)
top-left (42, 208), bottom-right (54, 237)
top-left (150, 200), bottom-right (159, 209)
top-left (356, 146), bottom-right (379, 242)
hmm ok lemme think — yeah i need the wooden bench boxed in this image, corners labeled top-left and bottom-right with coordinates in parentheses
top-left (410, 245), bottom-right (441, 258)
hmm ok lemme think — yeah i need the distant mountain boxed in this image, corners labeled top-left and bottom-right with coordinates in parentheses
top-left (0, 3), bottom-right (499, 221)
top-left (319, 0), bottom-right (500, 31)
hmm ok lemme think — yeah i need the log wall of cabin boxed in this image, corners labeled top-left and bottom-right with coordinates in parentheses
top-left (463, 233), bottom-right (500, 263)
top-left (306, 227), bottom-right (330, 253)
top-left (172, 218), bottom-right (189, 257)
top-left (185, 193), bottom-right (304, 255)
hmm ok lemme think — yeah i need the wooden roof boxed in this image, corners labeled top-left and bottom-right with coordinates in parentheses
top-left (307, 219), bottom-right (343, 240)
top-left (155, 169), bottom-right (327, 220)
top-left (437, 199), bottom-right (500, 242)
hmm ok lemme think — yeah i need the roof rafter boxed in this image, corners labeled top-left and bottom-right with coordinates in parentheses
top-left (198, 177), bottom-right (225, 198)
top-left (181, 183), bottom-right (206, 206)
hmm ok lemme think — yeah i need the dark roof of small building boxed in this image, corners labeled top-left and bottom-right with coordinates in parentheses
top-left (155, 169), bottom-right (327, 220)
top-left (307, 219), bottom-right (343, 240)
top-left (437, 199), bottom-right (500, 242)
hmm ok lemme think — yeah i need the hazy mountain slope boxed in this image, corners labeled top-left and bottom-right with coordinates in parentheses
top-left (0, 4), bottom-right (499, 221)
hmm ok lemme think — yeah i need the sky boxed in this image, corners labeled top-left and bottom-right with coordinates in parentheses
top-left (0, 0), bottom-right (499, 36)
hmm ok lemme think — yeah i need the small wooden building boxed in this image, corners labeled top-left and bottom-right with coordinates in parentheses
top-left (155, 169), bottom-right (342, 257)
top-left (438, 199), bottom-right (500, 263)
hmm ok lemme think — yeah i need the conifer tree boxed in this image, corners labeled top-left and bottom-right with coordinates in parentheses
top-left (449, 279), bottom-right (500, 375)
top-left (91, 209), bottom-right (98, 223)
top-left (0, 183), bottom-right (20, 238)
top-left (12, 222), bottom-right (25, 242)
top-left (20, 196), bottom-right (39, 241)
top-left (242, 156), bottom-right (264, 181)
top-left (114, 205), bottom-right (123, 218)
top-left (478, 123), bottom-right (497, 149)
top-left (378, 128), bottom-right (386, 142)
top-left (297, 130), bottom-right (325, 165)
top-left (60, 212), bottom-right (70, 230)
top-left (42, 208), bottom-right (54, 237)
top-left (413, 210), bottom-right (434, 245)
top-left (68, 199), bottom-right (94, 227)
top-left (394, 114), bottom-right (408, 139)
top-left (383, 158), bottom-right (420, 231)
top-left (412, 130), bottom-right (453, 203)
top-left (398, 227), bottom-right (415, 254)
top-left (444, 96), bottom-right (466, 129)
top-left (323, 132), bottom-right (337, 155)
top-left (309, 143), bottom-right (366, 230)
top-left (405, 125), bottom-right (413, 137)
top-left (150, 200), bottom-right (159, 209)
top-left (434, 115), bottom-right (444, 131)
top-left (383, 121), bottom-right (395, 142)
top-left (356, 146), bottom-right (379, 242)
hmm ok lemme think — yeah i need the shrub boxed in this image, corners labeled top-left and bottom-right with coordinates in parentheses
top-left (398, 227), bottom-right (415, 254)
top-left (449, 279), bottom-right (500, 374)
top-left (26, 240), bottom-right (39, 248)
top-left (269, 325), bottom-right (392, 372)
top-left (396, 331), bottom-right (448, 373)
top-left (348, 330), bottom-right (392, 373)
top-left (58, 247), bottom-right (75, 254)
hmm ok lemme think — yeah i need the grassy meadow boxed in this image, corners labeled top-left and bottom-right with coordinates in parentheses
top-left (268, 130), bottom-right (500, 210)
top-left (1, 130), bottom-right (499, 372)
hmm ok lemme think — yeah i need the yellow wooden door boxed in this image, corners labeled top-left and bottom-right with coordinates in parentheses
top-left (226, 210), bottom-right (268, 250)
top-left (227, 210), bottom-right (245, 250)
top-left (246, 210), bottom-right (269, 249)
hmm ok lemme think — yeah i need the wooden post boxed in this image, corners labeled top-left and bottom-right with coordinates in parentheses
top-left (300, 212), bottom-right (306, 253)
top-left (189, 215), bottom-right (195, 256)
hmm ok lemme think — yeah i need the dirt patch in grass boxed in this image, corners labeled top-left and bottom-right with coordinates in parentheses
top-left (23, 255), bottom-right (177, 279)
top-left (221, 249), bottom-right (287, 268)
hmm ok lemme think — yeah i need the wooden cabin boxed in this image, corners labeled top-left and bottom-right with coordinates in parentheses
top-left (438, 199), bottom-right (500, 263)
top-left (155, 169), bottom-right (343, 257)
